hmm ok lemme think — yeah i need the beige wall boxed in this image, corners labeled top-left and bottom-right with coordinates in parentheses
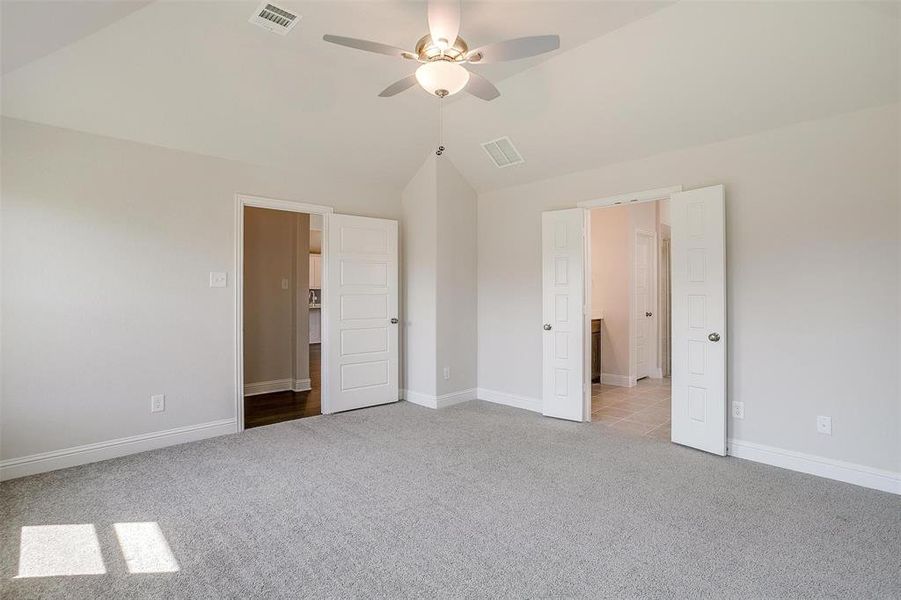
top-left (590, 206), bottom-right (630, 378)
top-left (478, 104), bottom-right (900, 473)
top-left (244, 207), bottom-right (295, 385)
top-left (243, 208), bottom-right (311, 387)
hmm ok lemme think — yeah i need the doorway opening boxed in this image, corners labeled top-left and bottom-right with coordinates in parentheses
top-left (241, 207), bottom-right (324, 429)
top-left (588, 199), bottom-right (672, 440)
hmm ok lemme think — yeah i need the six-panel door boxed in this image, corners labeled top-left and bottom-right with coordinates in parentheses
top-left (670, 185), bottom-right (726, 455)
top-left (541, 208), bottom-right (587, 422)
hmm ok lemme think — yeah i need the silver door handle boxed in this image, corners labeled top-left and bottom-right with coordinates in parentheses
top-left (390, 318), bottom-right (399, 324)
top-left (543, 323), bottom-right (552, 331)
top-left (708, 332), bottom-right (720, 342)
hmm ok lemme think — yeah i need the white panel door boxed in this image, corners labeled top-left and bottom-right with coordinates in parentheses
top-left (324, 214), bottom-right (399, 414)
top-left (634, 230), bottom-right (655, 380)
top-left (671, 185), bottom-right (726, 455)
top-left (541, 209), bottom-right (587, 422)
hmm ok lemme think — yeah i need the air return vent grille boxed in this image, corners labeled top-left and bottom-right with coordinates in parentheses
top-left (481, 136), bottom-right (524, 168)
top-left (249, 2), bottom-right (300, 35)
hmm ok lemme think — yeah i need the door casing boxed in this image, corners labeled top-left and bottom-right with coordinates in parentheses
top-left (235, 193), bottom-right (334, 432)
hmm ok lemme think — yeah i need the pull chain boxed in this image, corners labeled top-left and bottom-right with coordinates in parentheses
top-left (436, 100), bottom-right (445, 156)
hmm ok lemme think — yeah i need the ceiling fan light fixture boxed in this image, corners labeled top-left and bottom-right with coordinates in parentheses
top-left (415, 61), bottom-right (470, 98)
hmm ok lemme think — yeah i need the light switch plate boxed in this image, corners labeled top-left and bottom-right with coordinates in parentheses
top-left (816, 415), bottom-right (832, 435)
top-left (209, 272), bottom-right (227, 288)
top-left (281, 278), bottom-right (289, 290)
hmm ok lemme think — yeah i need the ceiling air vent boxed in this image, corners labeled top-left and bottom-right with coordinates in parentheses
top-left (249, 2), bottom-right (300, 35)
top-left (481, 136), bottom-right (524, 169)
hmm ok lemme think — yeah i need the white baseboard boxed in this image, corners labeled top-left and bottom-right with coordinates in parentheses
top-left (0, 418), bottom-right (237, 481)
top-left (476, 388), bottom-right (541, 413)
top-left (293, 378), bottom-right (311, 392)
top-left (402, 388), bottom-right (476, 409)
top-left (600, 373), bottom-right (636, 387)
top-left (436, 388), bottom-right (476, 408)
top-left (244, 378), bottom-right (293, 396)
top-left (728, 438), bottom-right (900, 495)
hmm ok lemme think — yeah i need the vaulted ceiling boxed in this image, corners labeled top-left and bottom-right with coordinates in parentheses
top-left (1, 1), bottom-right (898, 193)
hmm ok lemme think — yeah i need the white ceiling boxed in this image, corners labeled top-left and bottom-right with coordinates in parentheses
top-left (0, 0), bottom-right (153, 74)
top-left (1, 1), bottom-right (897, 193)
top-left (444, 1), bottom-right (900, 191)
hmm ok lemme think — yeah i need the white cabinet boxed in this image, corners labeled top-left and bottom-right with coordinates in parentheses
top-left (309, 254), bottom-right (322, 289)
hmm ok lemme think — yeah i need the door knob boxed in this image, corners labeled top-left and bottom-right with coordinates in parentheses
top-left (708, 332), bottom-right (720, 342)
top-left (390, 318), bottom-right (399, 324)
top-left (543, 323), bottom-right (552, 331)
top-left (646, 312), bottom-right (653, 317)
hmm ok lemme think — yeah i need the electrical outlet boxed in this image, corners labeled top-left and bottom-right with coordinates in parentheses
top-left (732, 401), bottom-right (744, 420)
top-left (209, 272), bottom-right (227, 288)
top-left (816, 415), bottom-right (832, 435)
top-left (151, 394), bottom-right (165, 413)
top-left (443, 367), bottom-right (451, 380)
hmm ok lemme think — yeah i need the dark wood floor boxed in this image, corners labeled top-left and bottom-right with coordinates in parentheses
top-left (244, 344), bottom-right (321, 429)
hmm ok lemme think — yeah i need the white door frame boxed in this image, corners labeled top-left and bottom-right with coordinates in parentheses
top-left (235, 193), bottom-right (334, 432)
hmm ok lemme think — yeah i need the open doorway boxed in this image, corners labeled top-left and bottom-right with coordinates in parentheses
top-left (588, 199), bottom-right (672, 440)
top-left (541, 185), bottom-right (726, 454)
top-left (242, 207), bottom-right (322, 429)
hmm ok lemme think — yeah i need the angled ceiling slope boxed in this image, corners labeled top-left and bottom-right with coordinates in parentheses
top-left (0, 1), bottom-right (669, 190)
top-left (1, 0), bottom-right (153, 74)
top-left (443, 1), bottom-right (900, 192)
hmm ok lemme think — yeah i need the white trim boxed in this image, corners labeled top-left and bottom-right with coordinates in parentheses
top-left (243, 378), bottom-right (294, 396)
top-left (600, 373), bottom-right (636, 387)
top-left (0, 419), bottom-right (237, 481)
top-left (293, 378), bottom-right (312, 392)
top-left (728, 439), bottom-right (900, 495)
top-left (403, 390), bottom-right (437, 409)
top-left (577, 185), bottom-right (683, 209)
top-left (476, 388), bottom-right (542, 413)
top-left (236, 193), bottom-right (332, 432)
top-left (237, 193), bottom-right (334, 215)
top-left (402, 388), bottom-right (476, 409)
top-left (437, 388), bottom-right (476, 408)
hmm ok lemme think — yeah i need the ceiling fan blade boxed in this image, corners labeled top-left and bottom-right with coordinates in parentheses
top-left (467, 35), bottom-right (560, 63)
top-left (465, 71), bottom-right (500, 101)
top-left (322, 34), bottom-right (414, 59)
top-left (378, 74), bottom-right (418, 97)
top-left (428, 0), bottom-right (461, 48)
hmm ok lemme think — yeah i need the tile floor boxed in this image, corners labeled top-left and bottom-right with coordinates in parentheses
top-left (591, 377), bottom-right (671, 440)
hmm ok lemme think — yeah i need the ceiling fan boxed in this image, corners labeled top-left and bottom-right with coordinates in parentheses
top-left (322, 0), bottom-right (560, 101)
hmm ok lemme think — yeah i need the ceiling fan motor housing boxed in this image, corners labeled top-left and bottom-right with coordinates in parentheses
top-left (414, 34), bottom-right (469, 62)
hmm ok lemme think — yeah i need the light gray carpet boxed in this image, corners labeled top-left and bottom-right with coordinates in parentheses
top-left (2, 400), bottom-right (899, 599)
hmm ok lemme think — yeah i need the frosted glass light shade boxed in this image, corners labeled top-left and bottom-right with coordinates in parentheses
top-left (415, 61), bottom-right (470, 97)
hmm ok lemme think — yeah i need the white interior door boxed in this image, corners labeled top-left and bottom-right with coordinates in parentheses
top-left (634, 230), bottom-right (655, 380)
top-left (670, 185), bottom-right (726, 455)
top-left (541, 208), bottom-right (587, 422)
top-left (324, 214), bottom-right (399, 414)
